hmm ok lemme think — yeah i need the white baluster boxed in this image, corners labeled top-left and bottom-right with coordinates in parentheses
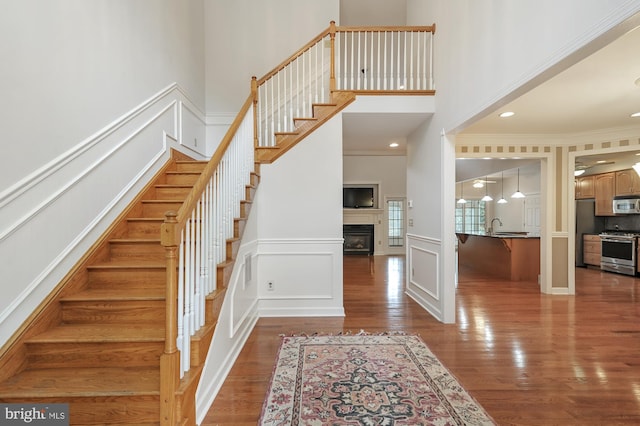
top-left (177, 229), bottom-right (185, 376)
top-left (376, 31), bottom-right (381, 90)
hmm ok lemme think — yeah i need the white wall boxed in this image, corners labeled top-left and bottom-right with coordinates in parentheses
top-left (0, 0), bottom-right (205, 191)
top-left (404, 0), bottom-right (640, 323)
top-left (255, 115), bottom-right (345, 317)
top-left (341, 0), bottom-right (407, 25)
top-left (204, 0), bottom-right (339, 116)
top-left (344, 156), bottom-right (407, 197)
top-left (0, 1), bottom-right (206, 347)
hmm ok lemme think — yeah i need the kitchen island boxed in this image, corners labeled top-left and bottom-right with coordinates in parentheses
top-left (456, 232), bottom-right (540, 282)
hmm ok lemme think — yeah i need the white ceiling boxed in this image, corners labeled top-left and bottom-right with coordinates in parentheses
top-left (342, 112), bottom-right (430, 155)
top-left (461, 25), bottom-right (640, 135)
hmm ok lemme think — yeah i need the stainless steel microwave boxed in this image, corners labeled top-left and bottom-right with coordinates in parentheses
top-left (613, 197), bottom-right (640, 214)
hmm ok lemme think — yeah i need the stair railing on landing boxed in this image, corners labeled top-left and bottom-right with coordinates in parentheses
top-left (254, 21), bottom-right (436, 148)
top-left (159, 95), bottom-right (255, 424)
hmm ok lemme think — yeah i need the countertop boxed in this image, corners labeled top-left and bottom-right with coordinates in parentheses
top-left (456, 231), bottom-right (540, 239)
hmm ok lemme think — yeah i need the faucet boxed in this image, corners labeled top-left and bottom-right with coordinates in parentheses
top-left (489, 217), bottom-right (503, 234)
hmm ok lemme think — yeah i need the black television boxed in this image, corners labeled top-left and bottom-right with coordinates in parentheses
top-left (343, 187), bottom-right (374, 208)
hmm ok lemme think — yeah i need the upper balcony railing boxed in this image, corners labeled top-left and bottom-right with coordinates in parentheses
top-left (254, 21), bottom-right (436, 148)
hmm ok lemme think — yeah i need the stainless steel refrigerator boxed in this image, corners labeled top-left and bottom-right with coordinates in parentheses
top-left (575, 199), bottom-right (605, 266)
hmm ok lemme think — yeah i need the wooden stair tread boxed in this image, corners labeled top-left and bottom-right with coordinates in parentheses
top-left (154, 184), bottom-right (193, 188)
top-left (61, 288), bottom-right (165, 301)
top-left (176, 160), bottom-right (207, 164)
top-left (141, 199), bottom-right (184, 204)
top-left (0, 367), bottom-right (159, 398)
top-left (109, 238), bottom-right (161, 244)
top-left (28, 324), bottom-right (165, 343)
top-left (0, 139), bottom-right (257, 422)
top-left (87, 259), bottom-right (166, 269)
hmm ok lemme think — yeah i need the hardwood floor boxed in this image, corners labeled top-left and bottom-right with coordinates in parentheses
top-left (202, 255), bottom-right (640, 425)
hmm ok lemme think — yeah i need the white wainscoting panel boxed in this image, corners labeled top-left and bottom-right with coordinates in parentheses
top-left (257, 238), bottom-right (345, 317)
top-left (405, 233), bottom-right (444, 321)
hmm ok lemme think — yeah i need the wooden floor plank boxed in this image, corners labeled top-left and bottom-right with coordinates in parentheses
top-left (202, 256), bottom-right (640, 425)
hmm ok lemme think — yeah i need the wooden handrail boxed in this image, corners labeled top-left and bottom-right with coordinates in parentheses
top-left (159, 93), bottom-right (253, 425)
top-left (256, 26), bottom-right (332, 86)
top-left (255, 22), bottom-right (436, 88)
top-left (162, 94), bottom-right (254, 247)
top-left (329, 21), bottom-right (336, 93)
top-left (335, 24), bottom-right (436, 33)
top-left (251, 76), bottom-right (259, 148)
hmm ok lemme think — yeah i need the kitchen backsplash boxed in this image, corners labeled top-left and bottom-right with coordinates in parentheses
top-left (604, 215), bottom-right (640, 231)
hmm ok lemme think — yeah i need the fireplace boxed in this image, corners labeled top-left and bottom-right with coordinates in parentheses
top-left (343, 224), bottom-right (374, 255)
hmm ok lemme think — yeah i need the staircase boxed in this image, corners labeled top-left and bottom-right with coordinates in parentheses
top-left (0, 151), bottom-right (260, 424)
top-left (0, 88), bottom-right (351, 423)
top-left (0, 20), bottom-right (434, 423)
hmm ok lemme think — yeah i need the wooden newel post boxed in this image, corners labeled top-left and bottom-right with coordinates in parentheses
top-left (160, 210), bottom-right (180, 425)
top-left (251, 76), bottom-right (259, 148)
top-left (329, 21), bottom-right (336, 93)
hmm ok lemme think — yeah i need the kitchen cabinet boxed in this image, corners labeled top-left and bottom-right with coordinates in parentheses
top-left (583, 234), bottom-right (601, 267)
top-left (456, 233), bottom-right (540, 282)
top-left (575, 175), bottom-right (595, 199)
top-left (615, 168), bottom-right (640, 196)
top-left (595, 172), bottom-right (615, 216)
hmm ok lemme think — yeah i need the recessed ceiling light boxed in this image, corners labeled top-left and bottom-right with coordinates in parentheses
top-left (499, 111), bottom-right (515, 118)
top-left (596, 160), bottom-right (607, 164)
top-left (389, 142), bottom-right (399, 148)
top-left (631, 112), bottom-right (640, 118)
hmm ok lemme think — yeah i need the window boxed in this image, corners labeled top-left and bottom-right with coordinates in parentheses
top-left (455, 200), bottom-right (486, 233)
top-left (387, 199), bottom-right (405, 247)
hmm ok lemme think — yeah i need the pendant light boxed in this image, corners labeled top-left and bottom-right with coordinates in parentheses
top-left (480, 176), bottom-right (493, 202)
top-left (511, 168), bottom-right (526, 199)
top-left (497, 171), bottom-right (508, 204)
top-left (457, 182), bottom-right (467, 204)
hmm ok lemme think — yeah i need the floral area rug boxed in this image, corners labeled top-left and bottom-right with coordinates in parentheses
top-left (259, 333), bottom-right (495, 425)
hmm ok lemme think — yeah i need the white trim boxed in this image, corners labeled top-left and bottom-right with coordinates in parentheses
top-left (406, 232), bottom-right (441, 245)
top-left (447, 2), bottom-right (640, 134)
top-left (0, 83), bottom-right (205, 346)
top-left (408, 245), bottom-right (440, 300)
top-left (0, 83), bottom-right (178, 210)
top-left (258, 306), bottom-right (345, 317)
top-left (259, 238), bottom-right (344, 245)
top-left (205, 112), bottom-right (237, 126)
top-left (0, 147), bottom-right (169, 327)
top-left (195, 312), bottom-right (259, 426)
top-left (405, 289), bottom-right (442, 319)
top-left (0, 101), bottom-right (177, 243)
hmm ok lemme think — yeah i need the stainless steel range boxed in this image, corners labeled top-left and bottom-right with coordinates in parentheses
top-left (599, 231), bottom-right (639, 276)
